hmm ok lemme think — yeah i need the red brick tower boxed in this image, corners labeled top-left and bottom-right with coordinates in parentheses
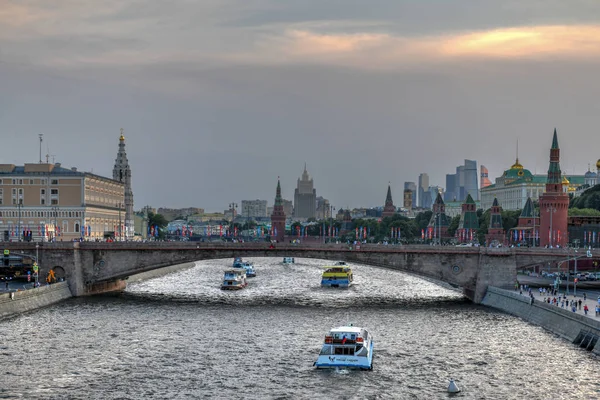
top-left (382, 184), bottom-right (396, 218)
top-left (539, 129), bottom-right (569, 247)
top-left (271, 178), bottom-right (287, 242)
top-left (485, 197), bottom-right (505, 245)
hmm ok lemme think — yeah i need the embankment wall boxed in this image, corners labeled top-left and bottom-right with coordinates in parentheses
top-left (0, 282), bottom-right (72, 320)
top-left (482, 286), bottom-right (600, 355)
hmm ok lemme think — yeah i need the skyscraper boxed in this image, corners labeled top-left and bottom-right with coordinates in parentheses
top-left (463, 159), bottom-right (479, 201)
top-left (113, 129), bottom-right (134, 239)
top-left (294, 164), bottom-right (316, 219)
top-left (418, 173), bottom-right (429, 208)
top-left (444, 174), bottom-right (457, 202)
top-left (404, 182), bottom-right (417, 208)
top-left (480, 165), bottom-right (492, 189)
top-left (444, 160), bottom-right (479, 203)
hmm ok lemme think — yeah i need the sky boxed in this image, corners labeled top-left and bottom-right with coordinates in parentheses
top-left (2, 0), bottom-right (600, 212)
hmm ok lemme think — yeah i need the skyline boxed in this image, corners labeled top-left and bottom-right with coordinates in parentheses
top-left (2, 1), bottom-right (600, 211)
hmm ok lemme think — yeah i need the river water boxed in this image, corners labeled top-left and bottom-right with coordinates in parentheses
top-left (1, 258), bottom-right (599, 399)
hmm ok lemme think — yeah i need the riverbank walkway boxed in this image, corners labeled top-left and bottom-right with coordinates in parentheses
top-left (517, 288), bottom-right (600, 320)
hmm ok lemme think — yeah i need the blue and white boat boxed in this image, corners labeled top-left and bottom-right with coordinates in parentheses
top-left (221, 269), bottom-right (248, 290)
top-left (233, 257), bottom-right (256, 277)
top-left (314, 325), bottom-right (374, 370)
top-left (282, 257), bottom-right (295, 264)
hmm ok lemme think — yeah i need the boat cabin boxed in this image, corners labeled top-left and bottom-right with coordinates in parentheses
top-left (319, 326), bottom-right (369, 356)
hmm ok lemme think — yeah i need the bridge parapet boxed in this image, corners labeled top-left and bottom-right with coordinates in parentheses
top-left (2, 241), bottom-right (596, 302)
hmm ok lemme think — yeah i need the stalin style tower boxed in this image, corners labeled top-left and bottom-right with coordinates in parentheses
top-left (271, 178), bottom-right (286, 242)
top-left (382, 184), bottom-right (396, 218)
top-left (113, 129), bottom-right (134, 240)
top-left (539, 129), bottom-right (569, 247)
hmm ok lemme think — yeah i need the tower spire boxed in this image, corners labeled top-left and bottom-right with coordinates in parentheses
top-left (113, 129), bottom-right (134, 240)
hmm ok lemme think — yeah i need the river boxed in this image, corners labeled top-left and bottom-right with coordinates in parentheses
top-left (1, 258), bottom-right (599, 399)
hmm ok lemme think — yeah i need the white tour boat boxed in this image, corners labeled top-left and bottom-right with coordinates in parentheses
top-left (221, 269), bottom-right (248, 290)
top-left (282, 257), bottom-right (295, 264)
top-left (314, 325), bottom-right (374, 370)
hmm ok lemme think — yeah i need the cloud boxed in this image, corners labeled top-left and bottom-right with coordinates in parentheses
top-left (242, 25), bottom-right (600, 70)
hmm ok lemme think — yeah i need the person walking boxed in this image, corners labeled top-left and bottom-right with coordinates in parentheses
top-left (584, 304), bottom-right (589, 315)
top-left (578, 299), bottom-right (582, 310)
top-left (583, 292), bottom-right (587, 301)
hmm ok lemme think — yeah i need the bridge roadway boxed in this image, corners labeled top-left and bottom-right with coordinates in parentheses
top-left (3, 242), bottom-right (597, 303)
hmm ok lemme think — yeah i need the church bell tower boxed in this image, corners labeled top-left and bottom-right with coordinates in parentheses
top-left (113, 129), bottom-right (134, 240)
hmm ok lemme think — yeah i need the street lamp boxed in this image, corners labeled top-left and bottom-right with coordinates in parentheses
top-left (546, 207), bottom-right (557, 247)
top-left (229, 203), bottom-right (237, 238)
top-left (17, 196), bottom-right (22, 242)
top-left (116, 202), bottom-right (123, 241)
top-left (51, 206), bottom-right (59, 242)
top-left (35, 243), bottom-right (39, 286)
top-left (330, 205), bottom-right (335, 243)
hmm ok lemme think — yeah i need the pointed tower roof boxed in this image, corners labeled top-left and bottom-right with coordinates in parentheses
top-left (551, 128), bottom-right (559, 149)
top-left (520, 197), bottom-right (534, 218)
top-left (465, 193), bottom-right (475, 204)
top-left (492, 197), bottom-right (499, 207)
top-left (274, 178), bottom-right (283, 206)
top-left (434, 192), bottom-right (444, 205)
top-left (382, 182), bottom-right (396, 217)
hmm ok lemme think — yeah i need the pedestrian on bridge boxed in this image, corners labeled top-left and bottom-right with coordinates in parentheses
top-left (584, 304), bottom-right (589, 315)
top-left (578, 299), bottom-right (582, 310)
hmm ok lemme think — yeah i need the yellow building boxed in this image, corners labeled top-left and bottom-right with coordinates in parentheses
top-left (0, 163), bottom-right (125, 241)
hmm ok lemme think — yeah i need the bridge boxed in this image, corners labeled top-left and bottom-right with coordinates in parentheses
top-left (2, 242), bottom-right (596, 303)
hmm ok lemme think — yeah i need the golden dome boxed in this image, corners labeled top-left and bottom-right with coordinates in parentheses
top-left (596, 159), bottom-right (600, 170)
top-left (510, 158), bottom-right (523, 170)
top-left (562, 176), bottom-right (570, 185)
top-left (119, 128), bottom-right (125, 141)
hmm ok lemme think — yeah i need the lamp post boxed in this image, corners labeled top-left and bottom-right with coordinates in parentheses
top-left (546, 207), bottom-right (556, 247)
top-left (116, 202), bottom-right (123, 241)
top-left (50, 206), bottom-right (59, 242)
top-left (17, 196), bottom-right (22, 242)
top-left (330, 205), bottom-right (335, 243)
top-left (229, 203), bottom-right (237, 238)
top-left (35, 243), bottom-right (39, 286)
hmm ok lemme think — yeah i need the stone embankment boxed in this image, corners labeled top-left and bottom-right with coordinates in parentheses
top-left (482, 286), bottom-right (600, 355)
top-left (0, 282), bottom-right (72, 320)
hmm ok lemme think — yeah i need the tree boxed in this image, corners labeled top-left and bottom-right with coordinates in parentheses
top-left (568, 208), bottom-right (600, 217)
top-left (447, 215), bottom-right (461, 237)
top-left (571, 185), bottom-right (600, 210)
top-left (148, 212), bottom-right (168, 239)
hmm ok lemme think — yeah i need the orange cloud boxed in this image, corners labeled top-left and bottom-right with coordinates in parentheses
top-left (249, 25), bottom-right (600, 69)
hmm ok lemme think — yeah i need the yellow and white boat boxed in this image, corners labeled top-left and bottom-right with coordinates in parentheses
top-left (321, 261), bottom-right (353, 288)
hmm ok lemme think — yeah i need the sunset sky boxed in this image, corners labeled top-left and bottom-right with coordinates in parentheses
top-left (2, 1), bottom-right (600, 211)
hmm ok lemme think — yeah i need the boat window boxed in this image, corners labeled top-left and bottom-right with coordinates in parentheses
top-left (319, 347), bottom-right (332, 355)
top-left (351, 334), bottom-right (356, 340)
top-left (334, 347), bottom-right (344, 355)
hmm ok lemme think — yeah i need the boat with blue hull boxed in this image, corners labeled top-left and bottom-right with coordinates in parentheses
top-left (314, 325), bottom-right (373, 370)
top-left (282, 257), bottom-right (295, 265)
top-left (321, 261), bottom-right (353, 288)
top-left (233, 257), bottom-right (256, 277)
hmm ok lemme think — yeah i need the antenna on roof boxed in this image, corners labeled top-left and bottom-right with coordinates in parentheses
top-left (38, 134), bottom-right (43, 163)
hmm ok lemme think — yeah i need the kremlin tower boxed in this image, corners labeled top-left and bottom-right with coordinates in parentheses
top-left (485, 198), bottom-right (505, 245)
top-left (539, 129), bottom-right (569, 247)
top-left (271, 178), bottom-right (286, 242)
top-left (382, 184), bottom-right (396, 218)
